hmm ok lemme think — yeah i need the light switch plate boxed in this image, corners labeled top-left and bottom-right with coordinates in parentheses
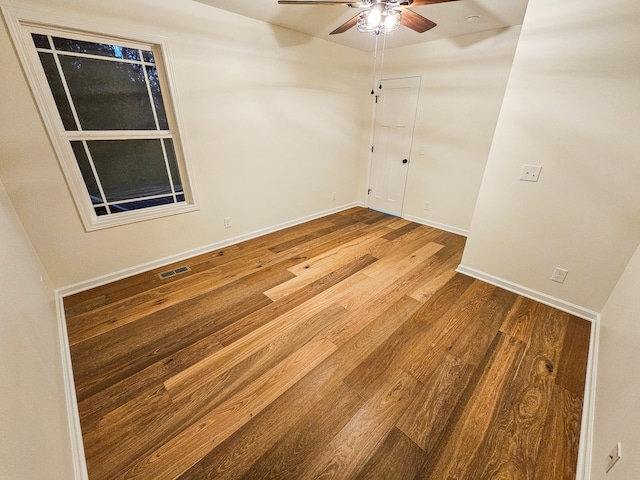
top-left (520, 164), bottom-right (542, 182)
top-left (606, 442), bottom-right (621, 473)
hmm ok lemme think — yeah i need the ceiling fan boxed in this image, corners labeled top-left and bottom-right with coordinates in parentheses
top-left (277, 0), bottom-right (461, 36)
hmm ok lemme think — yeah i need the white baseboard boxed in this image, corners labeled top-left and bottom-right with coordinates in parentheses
top-left (456, 264), bottom-right (598, 322)
top-left (57, 202), bottom-right (363, 298)
top-left (456, 263), bottom-right (600, 480)
top-left (403, 214), bottom-right (469, 237)
top-left (55, 295), bottom-right (89, 480)
top-left (576, 314), bottom-right (599, 480)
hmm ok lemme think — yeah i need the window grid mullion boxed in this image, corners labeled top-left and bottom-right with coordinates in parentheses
top-left (47, 35), bottom-right (83, 132)
top-left (141, 49), bottom-right (162, 132)
top-left (108, 193), bottom-right (176, 206)
top-left (160, 138), bottom-right (177, 201)
top-left (80, 140), bottom-right (112, 215)
top-left (34, 46), bottom-right (156, 67)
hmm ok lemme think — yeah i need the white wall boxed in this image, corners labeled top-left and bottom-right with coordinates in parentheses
top-left (381, 26), bottom-right (521, 233)
top-left (591, 243), bottom-right (640, 479)
top-left (0, 0), bottom-right (371, 288)
top-left (461, 0), bottom-right (640, 312)
top-left (0, 178), bottom-right (74, 479)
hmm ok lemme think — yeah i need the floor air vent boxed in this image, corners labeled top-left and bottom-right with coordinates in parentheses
top-left (158, 266), bottom-right (190, 279)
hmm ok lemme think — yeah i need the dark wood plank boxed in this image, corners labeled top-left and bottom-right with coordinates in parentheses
top-left (354, 427), bottom-right (425, 480)
top-left (418, 332), bottom-right (528, 479)
top-left (396, 354), bottom-right (474, 453)
top-left (555, 315), bottom-right (592, 396)
top-left (534, 384), bottom-right (584, 480)
top-left (241, 380), bottom-right (365, 480)
top-left (299, 369), bottom-right (422, 479)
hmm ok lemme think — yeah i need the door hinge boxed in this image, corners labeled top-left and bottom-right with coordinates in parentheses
top-left (371, 146), bottom-right (374, 152)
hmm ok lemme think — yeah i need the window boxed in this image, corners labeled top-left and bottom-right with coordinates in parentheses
top-left (3, 9), bottom-right (198, 230)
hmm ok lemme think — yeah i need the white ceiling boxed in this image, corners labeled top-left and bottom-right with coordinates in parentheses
top-left (194, 0), bottom-right (529, 51)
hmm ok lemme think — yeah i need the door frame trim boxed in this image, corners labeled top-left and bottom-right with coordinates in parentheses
top-left (365, 75), bottom-right (422, 217)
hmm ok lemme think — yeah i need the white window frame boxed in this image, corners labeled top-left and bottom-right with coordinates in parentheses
top-left (2, 7), bottom-right (199, 231)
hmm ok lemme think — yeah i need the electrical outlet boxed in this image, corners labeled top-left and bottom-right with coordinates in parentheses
top-left (224, 217), bottom-right (231, 229)
top-left (424, 201), bottom-right (430, 211)
top-left (332, 192), bottom-right (337, 200)
top-left (520, 164), bottom-right (542, 182)
top-left (606, 442), bottom-right (621, 473)
top-left (551, 267), bottom-right (568, 283)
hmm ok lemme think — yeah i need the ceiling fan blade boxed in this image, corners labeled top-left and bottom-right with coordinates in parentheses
top-left (330, 12), bottom-right (360, 34)
top-left (278, 1), bottom-right (359, 5)
top-left (401, 9), bottom-right (437, 33)
top-left (408, 0), bottom-right (461, 6)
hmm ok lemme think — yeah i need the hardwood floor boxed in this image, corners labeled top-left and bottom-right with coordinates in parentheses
top-left (63, 207), bottom-right (591, 480)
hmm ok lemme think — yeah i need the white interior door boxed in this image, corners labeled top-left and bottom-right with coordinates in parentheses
top-left (368, 77), bottom-right (420, 217)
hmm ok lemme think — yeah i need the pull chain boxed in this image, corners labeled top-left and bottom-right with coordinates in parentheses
top-left (371, 33), bottom-right (379, 95)
top-left (379, 32), bottom-right (387, 91)
top-left (370, 32), bottom-right (387, 98)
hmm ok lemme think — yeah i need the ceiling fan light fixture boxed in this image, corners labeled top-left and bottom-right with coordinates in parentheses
top-left (357, 4), bottom-right (401, 35)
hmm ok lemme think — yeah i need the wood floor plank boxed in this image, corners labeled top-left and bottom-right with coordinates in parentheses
top-left (419, 332), bottom-right (527, 479)
top-left (396, 354), bottom-right (474, 453)
top-left (555, 315), bottom-right (592, 396)
top-left (117, 337), bottom-right (338, 480)
top-left (534, 384), bottom-right (584, 480)
top-left (447, 287), bottom-right (518, 367)
top-left (241, 380), bottom-right (365, 480)
top-left (354, 427), bottom-right (425, 480)
top-left (299, 369), bottom-right (422, 480)
top-left (499, 296), bottom-right (542, 343)
top-left (464, 351), bottom-right (559, 479)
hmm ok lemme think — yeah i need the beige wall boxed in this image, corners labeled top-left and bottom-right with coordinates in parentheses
top-left (461, 0), bottom-right (640, 312)
top-left (591, 244), bottom-right (640, 478)
top-left (381, 26), bottom-right (521, 233)
top-left (1, 0), bottom-right (371, 288)
top-left (0, 178), bottom-right (74, 479)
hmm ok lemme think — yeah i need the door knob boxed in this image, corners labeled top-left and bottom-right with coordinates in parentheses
top-left (402, 159), bottom-right (408, 164)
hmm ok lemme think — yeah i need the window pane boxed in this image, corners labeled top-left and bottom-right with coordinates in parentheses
top-left (52, 37), bottom-right (140, 61)
top-left (142, 50), bottom-right (155, 63)
top-left (163, 139), bottom-right (182, 193)
top-left (31, 33), bottom-right (50, 49)
top-left (86, 139), bottom-right (171, 202)
top-left (146, 65), bottom-right (168, 129)
top-left (71, 141), bottom-right (103, 204)
top-left (94, 206), bottom-right (108, 216)
top-left (59, 56), bottom-right (156, 130)
top-left (37, 52), bottom-right (77, 130)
